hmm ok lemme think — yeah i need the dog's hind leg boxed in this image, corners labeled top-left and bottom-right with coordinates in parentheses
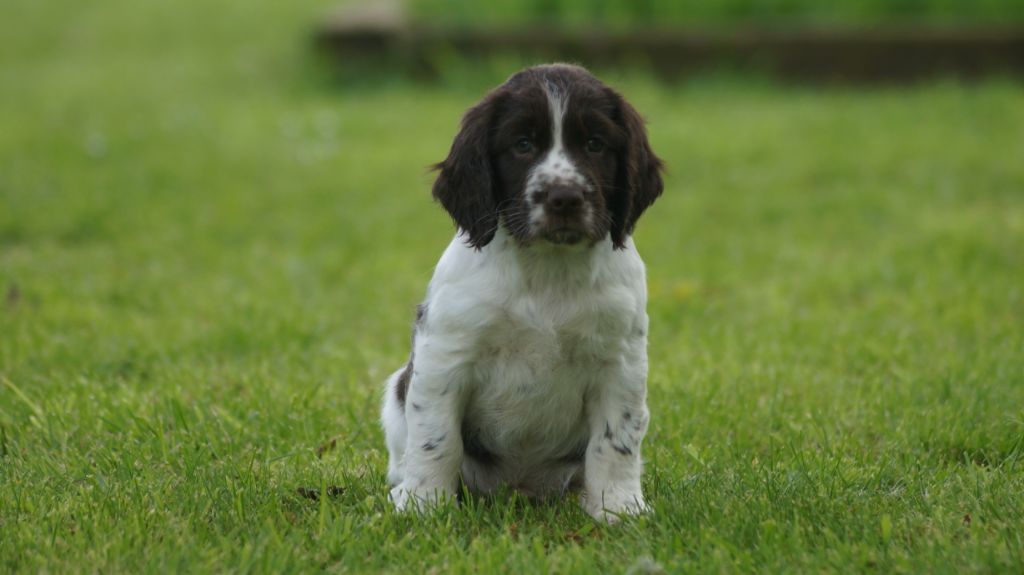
top-left (381, 366), bottom-right (410, 486)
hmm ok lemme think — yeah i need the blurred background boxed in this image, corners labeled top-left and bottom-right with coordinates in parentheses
top-left (319, 0), bottom-right (1024, 83)
top-left (411, 0), bottom-right (1020, 27)
top-left (4, 0), bottom-right (1020, 357)
top-left (3, 0), bottom-right (1024, 571)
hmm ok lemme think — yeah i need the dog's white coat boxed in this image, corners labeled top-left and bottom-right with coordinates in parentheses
top-left (382, 83), bottom-right (651, 522)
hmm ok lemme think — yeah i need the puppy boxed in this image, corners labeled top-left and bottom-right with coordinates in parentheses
top-left (381, 64), bottom-right (664, 521)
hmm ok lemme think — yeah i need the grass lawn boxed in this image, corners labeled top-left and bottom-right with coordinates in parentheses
top-left (2, 0), bottom-right (1023, 572)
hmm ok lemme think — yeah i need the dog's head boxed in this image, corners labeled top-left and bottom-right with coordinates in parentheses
top-left (432, 64), bottom-right (664, 250)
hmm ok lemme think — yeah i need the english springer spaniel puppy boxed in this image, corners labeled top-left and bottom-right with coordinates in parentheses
top-left (381, 64), bottom-right (664, 522)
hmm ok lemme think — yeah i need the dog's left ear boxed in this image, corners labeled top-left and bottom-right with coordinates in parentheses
top-left (432, 90), bottom-right (505, 250)
top-left (609, 90), bottom-right (664, 249)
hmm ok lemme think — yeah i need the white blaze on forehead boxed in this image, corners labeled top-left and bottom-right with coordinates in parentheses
top-left (525, 82), bottom-right (590, 227)
top-left (547, 82), bottom-right (568, 160)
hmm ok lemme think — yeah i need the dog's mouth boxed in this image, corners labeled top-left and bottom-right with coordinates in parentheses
top-left (543, 228), bottom-right (586, 245)
top-left (536, 211), bottom-right (593, 245)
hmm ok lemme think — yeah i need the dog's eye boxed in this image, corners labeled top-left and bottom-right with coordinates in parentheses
top-left (514, 137), bottom-right (534, 154)
top-left (585, 137), bottom-right (606, 154)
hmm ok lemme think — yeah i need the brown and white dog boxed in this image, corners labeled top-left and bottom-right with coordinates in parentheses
top-left (381, 64), bottom-right (664, 521)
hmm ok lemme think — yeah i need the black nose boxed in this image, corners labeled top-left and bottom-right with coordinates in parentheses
top-left (545, 185), bottom-right (584, 216)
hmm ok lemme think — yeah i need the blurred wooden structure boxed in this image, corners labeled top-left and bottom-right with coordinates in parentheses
top-left (315, 1), bottom-right (1024, 82)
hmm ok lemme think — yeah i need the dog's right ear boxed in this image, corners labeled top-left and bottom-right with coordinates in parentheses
top-left (432, 91), bottom-right (504, 249)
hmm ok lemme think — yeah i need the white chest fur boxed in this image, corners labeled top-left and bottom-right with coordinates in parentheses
top-left (419, 230), bottom-right (646, 463)
top-left (384, 228), bottom-right (651, 513)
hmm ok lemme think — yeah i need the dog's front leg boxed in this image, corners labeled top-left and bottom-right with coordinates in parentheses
top-left (389, 366), bottom-right (464, 512)
top-left (581, 341), bottom-right (650, 522)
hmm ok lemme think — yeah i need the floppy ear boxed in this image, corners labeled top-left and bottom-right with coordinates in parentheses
top-left (432, 91), bottom-right (504, 249)
top-left (609, 92), bottom-right (664, 249)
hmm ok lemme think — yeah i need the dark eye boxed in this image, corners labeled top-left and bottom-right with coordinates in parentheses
top-left (586, 137), bottom-right (606, 153)
top-left (514, 136), bottom-right (534, 154)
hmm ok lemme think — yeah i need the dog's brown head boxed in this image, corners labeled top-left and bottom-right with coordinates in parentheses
top-left (432, 64), bottom-right (664, 250)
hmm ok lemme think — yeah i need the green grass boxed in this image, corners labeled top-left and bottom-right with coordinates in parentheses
top-left (412, 0), bottom-right (1024, 28)
top-left (2, 0), bottom-right (1024, 573)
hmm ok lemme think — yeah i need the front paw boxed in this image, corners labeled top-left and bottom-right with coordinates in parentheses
top-left (389, 483), bottom-right (454, 512)
top-left (581, 489), bottom-right (649, 523)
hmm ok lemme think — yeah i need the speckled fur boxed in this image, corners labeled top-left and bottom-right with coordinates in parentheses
top-left (381, 64), bottom-right (663, 521)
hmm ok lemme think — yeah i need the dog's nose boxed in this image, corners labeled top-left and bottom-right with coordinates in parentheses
top-left (545, 185), bottom-right (584, 216)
